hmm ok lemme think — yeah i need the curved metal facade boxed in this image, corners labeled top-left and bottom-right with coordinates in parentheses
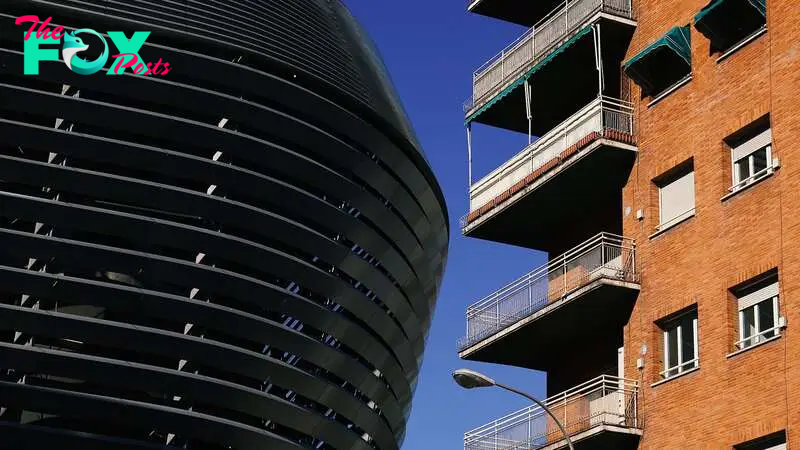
top-left (0, 2), bottom-right (448, 449)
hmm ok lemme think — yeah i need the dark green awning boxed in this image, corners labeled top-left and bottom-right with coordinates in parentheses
top-left (465, 26), bottom-right (593, 125)
top-left (623, 25), bottom-right (691, 96)
top-left (623, 25), bottom-right (691, 70)
top-left (695, 0), bottom-right (765, 24)
top-left (694, 0), bottom-right (766, 51)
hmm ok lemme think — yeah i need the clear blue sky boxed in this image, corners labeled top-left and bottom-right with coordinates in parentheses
top-left (343, 1), bottom-right (550, 449)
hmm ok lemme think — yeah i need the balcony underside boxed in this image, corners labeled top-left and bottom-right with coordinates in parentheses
top-left (459, 279), bottom-right (639, 372)
top-left (543, 425), bottom-right (641, 450)
top-left (467, 0), bottom-right (566, 26)
top-left (468, 18), bottom-right (635, 135)
top-left (464, 139), bottom-right (636, 255)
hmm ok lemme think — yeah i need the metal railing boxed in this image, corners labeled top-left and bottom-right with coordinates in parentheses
top-left (465, 0), bottom-right (634, 114)
top-left (735, 324), bottom-right (782, 350)
top-left (659, 358), bottom-right (699, 380)
top-left (458, 233), bottom-right (636, 351)
top-left (728, 157), bottom-right (777, 193)
top-left (462, 96), bottom-right (633, 225)
top-left (464, 375), bottom-right (640, 450)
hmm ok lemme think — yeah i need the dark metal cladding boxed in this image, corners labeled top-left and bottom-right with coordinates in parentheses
top-left (0, 1), bottom-right (448, 449)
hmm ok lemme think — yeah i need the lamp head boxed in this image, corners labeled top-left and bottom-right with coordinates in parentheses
top-left (452, 368), bottom-right (496, 389)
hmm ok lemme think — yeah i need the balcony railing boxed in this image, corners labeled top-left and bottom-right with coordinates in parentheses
top-left (464, 375), bottom-right (640, 450)
top-left (465, 0), bottom-right (634, 113)
top-left (462, 97), bottom-right (633, 227)
top-left (458, 233), bottom-right (636, 351)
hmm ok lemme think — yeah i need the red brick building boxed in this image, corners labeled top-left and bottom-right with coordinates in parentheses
top-left (458, 0), bottom-right (793, 448)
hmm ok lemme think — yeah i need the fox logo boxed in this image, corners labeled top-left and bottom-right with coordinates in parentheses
top-left (62, 29), bottom-right (109, 75)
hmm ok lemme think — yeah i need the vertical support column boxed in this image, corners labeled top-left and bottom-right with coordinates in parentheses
top-left (466, 125), bottom-right (473, 189)
top-left (524, 80), bottom-right (533, 145)
top-left (593, 24), bottom-right (605, 98)
top-left (617, 347), bottom-right (625, 420)
top-left (527, 407), bottom-right (532, 446)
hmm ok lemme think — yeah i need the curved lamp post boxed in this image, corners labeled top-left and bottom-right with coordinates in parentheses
top-left (452, 368), bottom-right (576, 450)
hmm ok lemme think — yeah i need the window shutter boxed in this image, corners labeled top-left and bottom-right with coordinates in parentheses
top-left (732, 129), bottom-right (772, 161)
top-left (738, 281), bottom-right (779, 311)
top-left (660, 171), bottom-right (695, 225)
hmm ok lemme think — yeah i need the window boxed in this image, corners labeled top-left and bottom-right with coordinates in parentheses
top-left (730, 128), bottom-right (775, 192)
top-left (657, 163), bottom-right (695, 231)
top-left (659, 308), bottom-right (698, 379)
top-left (733, 272), bottom-right (783, 350)
top-left (623, 25), bottom-right (692, 101)
top-left (694, 0), bottom-right (767, 57)
top-left (735, 430), bottom-right (786, 450)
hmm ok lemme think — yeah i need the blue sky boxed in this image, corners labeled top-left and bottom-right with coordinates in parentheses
top-left (343, 1), bottom-right (550, 449)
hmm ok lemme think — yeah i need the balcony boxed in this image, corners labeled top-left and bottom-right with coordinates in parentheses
top-left (457, 233), bottom-right (639, 370)
top-left (464, 375), bottom-right (641, 450)
top-left (463, 97), bottom-right (636, 254)
top-left (465, 0), bottom-right (636, 134)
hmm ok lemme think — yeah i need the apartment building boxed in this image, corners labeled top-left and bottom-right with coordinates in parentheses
top-left (458, 0), bottom-right (793, 448)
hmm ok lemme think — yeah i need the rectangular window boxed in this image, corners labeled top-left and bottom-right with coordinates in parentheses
top-left (731, 129), bottom-right (774, 191)
top-left (659, 308), bottom-right (698, 379)
top-left (657, 165), bottom-right (695, 231)
top-left (734, 272), bottom-right (782, 350)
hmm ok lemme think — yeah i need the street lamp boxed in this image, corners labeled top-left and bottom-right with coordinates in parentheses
top-left (452, 368), bottom-right (576, 450)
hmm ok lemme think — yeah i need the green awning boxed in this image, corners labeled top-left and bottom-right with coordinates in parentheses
top-left (623, 25), bottom-right (691, 71)
top-left (465, 26), bottom-right (593, 125)
top-left (623, 25), bottom-right (691, 96)
top-left (695, 0), bottom-right (765, 25)
top-left (694, 0), bottom-right (766, 51)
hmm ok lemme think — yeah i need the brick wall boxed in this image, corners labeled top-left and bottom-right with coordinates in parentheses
top-left (621, 0), bottom-right (800, 447)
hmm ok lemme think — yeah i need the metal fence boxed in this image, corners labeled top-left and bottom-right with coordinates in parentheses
top-left (464, 375), bottom-right (640, 450)
top-left (458, 233), bottom-right (636, 351)
top-left (464, 0), bottom-right (634, 113)
top-left (462, 96), bottom-right (634, 225)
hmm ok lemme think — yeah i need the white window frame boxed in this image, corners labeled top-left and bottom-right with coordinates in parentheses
top-left (660, 311), bottom-right (699, 379)
top-left (730, 129), bottom-right (775, 192)
top-left (657, 169), bottom-right (695, 231)
top-left (735, 279), bottom-right (782, 350)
